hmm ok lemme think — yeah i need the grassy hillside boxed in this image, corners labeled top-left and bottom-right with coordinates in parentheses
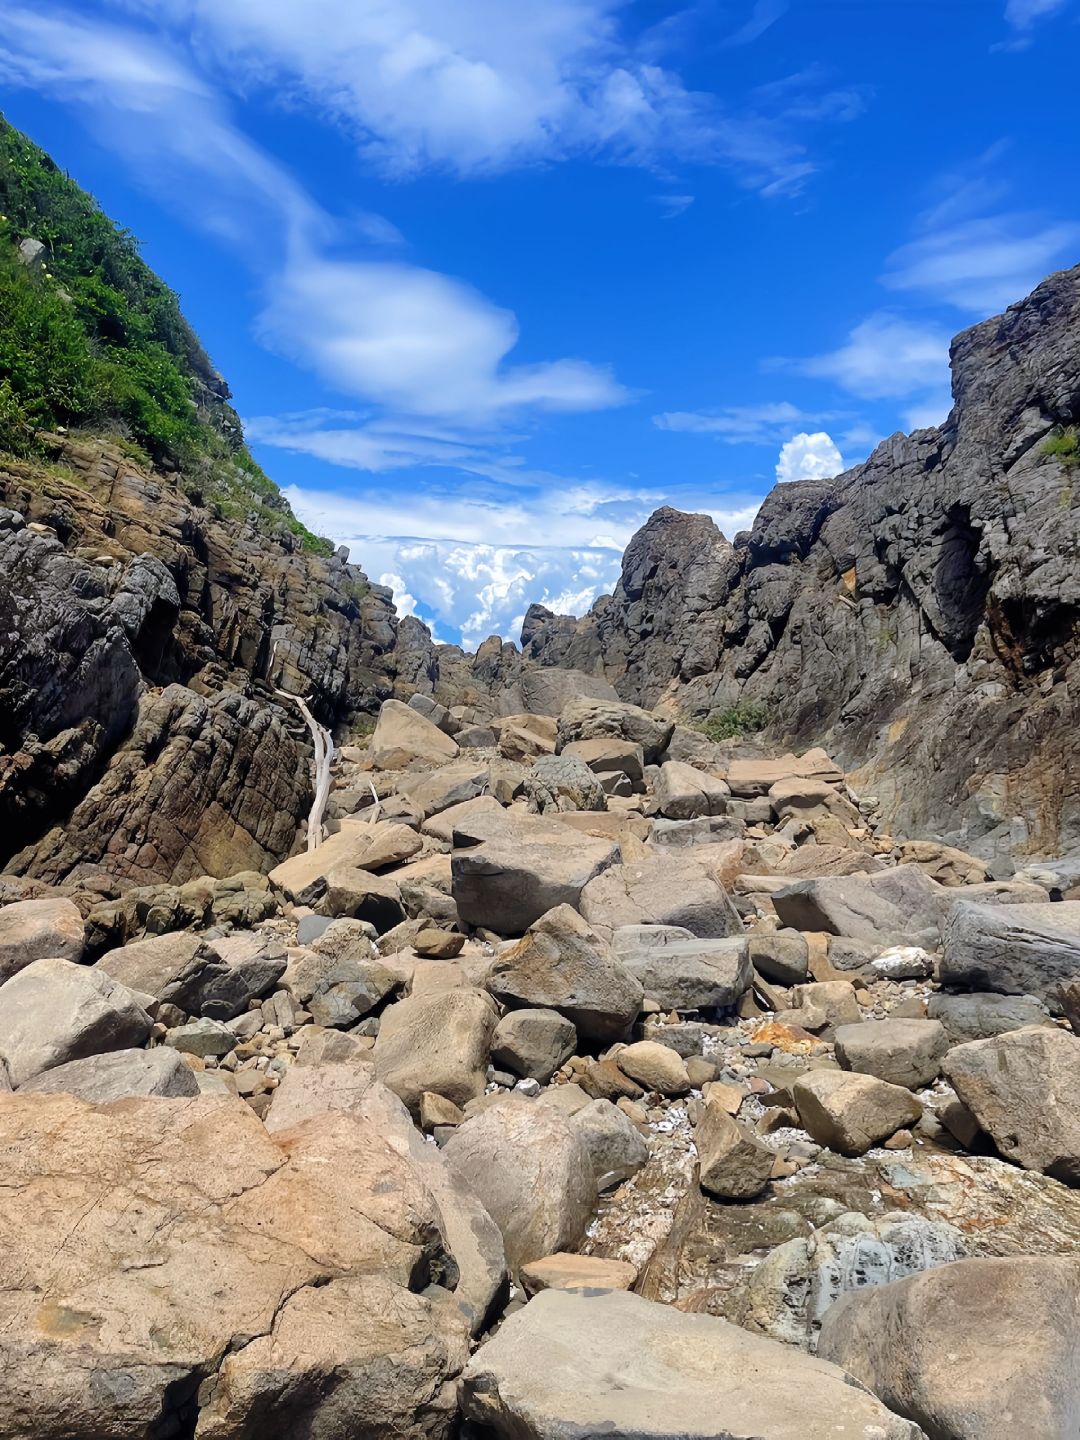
top-left (0, 115), bottom-right (331, 554)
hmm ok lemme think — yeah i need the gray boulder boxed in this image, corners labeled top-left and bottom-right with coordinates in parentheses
top-left (653, 761), bottom-right (730, 819)
top-left (487, 905), bottom-right (642, 1041)
top-left (697, 1099), bottom-right (774, 1199)
top-left (570, 1097), bottom-right (649, 1190)
top-left (490, 1008), bottom-right (577, 1083)
top-left (772, 865), bottom-right (942, 944)
top-left (374, 987), bottom-right (498, 1118)
top-left (562, 736), bottom-right (644, 786)
top-left (19, 1046), bottom-right (199, 1101)
top-left (616, 929), bottom-right (751, 1011)
top-left (818, 1256), bottom-right (1080, 1439)
top-left (581, 854), bottom-right (743, 940)
top-left (793, 1070), bottom-right (922, 1156)
top-left (523, 754), bottom-right (607, 814)
top-left (927, 991), bottom-right (1052, 1043)
top-left (0, 897), bottom-right (85, 981)
top-left (556, 696), bottom-right (674, 763)
top-left (834, 1018), bottom-right (949, 1090)
top-left (461, 1287), bottom-right (924, 1439)
top-left (941, 900), bottom-right (1080, 1002)
top-left (943, 1025), bottom-right (1080, 1182)
top-left (749, 931), bottom-right (810, 986)
top-left (0, 957), bottom-right (152, 1087)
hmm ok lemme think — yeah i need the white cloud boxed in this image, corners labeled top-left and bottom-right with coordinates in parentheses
top-left (775, 431), bottom-right (843, 484)
top-left (883, 214), bottom-right (1080, 314)
top-left (794, 312), bottom-right (950, 400)
top-left (1005, 0), bottom-right (1067, 29)
top-left (655, 401), bottom-right (821, 443)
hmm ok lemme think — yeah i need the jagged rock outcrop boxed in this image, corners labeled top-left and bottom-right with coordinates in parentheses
top-left (522, 266), bottom-right (1080, 860)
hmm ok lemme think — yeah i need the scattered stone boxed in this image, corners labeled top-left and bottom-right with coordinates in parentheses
top-left (413, 927), bottom-right (465, 958)
top-left (570, 1097), bottom-right (649, 1190)
top-left (0, 897), bottom-right (85, 981)
top-left (697, 1097), bottom-right (774, 1199)
top-left (834, 1018), bottom-right (949, 1089)
top-left (870, 945), bottom-right (934, 980)
top-left (793, 1070), bottom-right (923, 1156)
top-left (420, 1090), bottom-right (466, 1129)
top-left (460, 1287), bottom-right (923, 1440)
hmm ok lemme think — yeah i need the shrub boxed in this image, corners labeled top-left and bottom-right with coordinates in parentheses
top-left (699, 700), bottom-right (769, 741)
top-left (1042, 425), bottom-right (1079, 467)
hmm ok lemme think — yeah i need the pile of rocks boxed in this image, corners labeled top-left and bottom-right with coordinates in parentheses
top-left (1, 689), bottom-right (1079, 1438)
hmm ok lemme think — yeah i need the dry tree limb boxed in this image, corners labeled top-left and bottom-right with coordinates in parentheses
top-left (269, 645), bottom-right (335, 852)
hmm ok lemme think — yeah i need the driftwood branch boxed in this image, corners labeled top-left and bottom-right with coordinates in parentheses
top-left (269, 645), bottom-right (334, 852)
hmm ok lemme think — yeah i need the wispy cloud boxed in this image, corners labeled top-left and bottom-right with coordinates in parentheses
top-left (790, 312), bottom-right (951, 402)
top-left (654, 400), bottom-right (831, 443)
top-left (652, 193), bottom-right (695, 218)
top-left (1004, 0), bottom-right (1068, 29)
top-left (723, 0), bottom-right (789, 47)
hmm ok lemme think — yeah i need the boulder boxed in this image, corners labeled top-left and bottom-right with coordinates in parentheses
top-left (19, 1046), bottom-right (199, 1101)
top-left (421, 793), bottom-right (503, 844)
top-left (563, 737), bottom-right (645, 786)
top-left (818, 1256), bottom-right (1080, 1439)
top-left (0, 897), bottom-right (84, 981)
top-left (373, 987), bottom-right (498, 1117)
top-left (0, 1092), bottom-right (471, 1438)
top-left (696, 1098), bottom-right (774, 1199)
top-left (793, 980), bottom-right (861, 1031)
top-left (460, 1287), bottom-right (923, 1439)
top-left (95, 930), bottom-right (215, 1002)
top-left (943, 1026), bottom-right (1080, 1182)
top-left (773, 865), bottom-right (942, 943)
top-left (0, 957), bottom-right (152, 1087)
top-left (370, 698), bottom-right (459, 769)
top-left (612, 925), bottom-right (751, 1010)
top-left (749, 931), bottom-right (810, 986)
top-left (793, 1070), bottom-right (923, 1156)
top-left (556, 696), bottom-right (674, 763)
top-left (443, 1098), bottom-right (596, 1274)
top-left (834, 1018), bottom-right (950, 1090)
top-left (491, 1008), bottom-right (578, 1082)
top-left (164, 1017), bottom-right (237, 1059)
top-left (615, 1039), bottom-right (691, 1095)
top-left (725, 749), bottom-right (844, 798)
top-left (569, 1098), bottom-right (649, 1190)
top-left (580, 854), bottom-right (743, 940)
top-left (523, 754), bottom-right (607, 814)
top-left (653, 761), bottom-right (730, 819)
top-left (486, 905), bottom-right (642, 1041)
top-left (520, 1253), bottom-right (638, 1295)
top-left (897, 839), bottom-right (990, 886)
top-left (927, 991), bottom-right (1053, 1042)
top-left (397, 761), bottom-right (492, 818)
top-left (452, 816), bottom-right (619, 934)
top-left (941, 900), bottom-right (1080, 1002)
top-left (741, 1210), bottom-right (966, 1349)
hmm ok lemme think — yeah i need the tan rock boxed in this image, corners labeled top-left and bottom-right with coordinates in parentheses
top-left (374, 987), bottom-right (498, 1117)
top-left (793, 1070), bottom-right (923, 1156)
top-left (615, 1039), bottom-right (690, 1095)
top-left (696, 1098), bottom-right (774, 1199)
top-left (370, 698), bottom-right (458, 769)
top-left (0, 897), bottom-right (85, 981)
top-left (519, 1252), bottom-right (638, 1295)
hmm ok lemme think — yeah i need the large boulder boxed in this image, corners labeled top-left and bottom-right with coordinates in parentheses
top-left (943, 1026), bottom-right (1080, 1182)
top-left (443, 1098), bottom-right (596, 1274)
top-left (772, 866), bottom-right (942, 943)
top-left (370, 698), bottom-right (459, 769)
top-left (487, 905), bottom-right (642, 1041)
top-left (461, 1287), bottom-right (924, 1439)
top-left (0, 957), bottom-right (152, 1087)
top-left (452, 815), bottom-right (619, 934)
top-left (653, 761), bottom-right (730, 819)
top-left (96, 930), bottom-right (287, 1020)
top-left (19, 1046), bottom-right (199, 1101)
top-left (523, 754), bottom-right (607, 814)
top-left (941, 900), bottom-right (1080, 1002)
top-left (740, 1211), bottom-right (966, 1350)
top-left (373, 987), bottom-right (498, 1117)
top-left (793, 1070), bottom-right (922, 1156)
top-left (0, 1093), bottom-right (471, 1438)
top-left (927, 991), bottom-right (1052, 1043)
top-left (556, 696), bottom-right (674, 763)
top-left (0, 897), bottom-right (85, 981)
top-left (696, 1099), bottom-right (773, 1199)
top-left (818, 1256), bottom-right (1080, 1439)
top-left (562, 736), bottom-right (645, 786)
top-left (269, 820), bottom-right (418, 907)
top-left (834, 1018), bottom-right (950, 1090)
top-left (580, 854), bottom-right (743, 940)
top-left (611, 925), bottom-right (751, 1010)
top-left (725, 749), bottom-right (844, 798)
top-left (491, 1008), bottom-right (578, 1082)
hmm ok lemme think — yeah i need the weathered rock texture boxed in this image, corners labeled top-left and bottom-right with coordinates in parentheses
top-left (523, 266), bottom-right (1080, 859)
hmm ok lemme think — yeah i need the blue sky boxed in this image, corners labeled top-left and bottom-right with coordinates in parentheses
top-left (2, 1), bottom-right (1078, 647)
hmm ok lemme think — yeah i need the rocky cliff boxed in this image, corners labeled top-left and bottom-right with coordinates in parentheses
top-left (523, 265), bottom-right (1080, 862)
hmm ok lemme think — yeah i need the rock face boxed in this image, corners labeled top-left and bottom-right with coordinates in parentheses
top-left (818, 1257), bottom-right (1080, 1439)
top-left (461, 1287), bottom-right (924, 1439)
top-left (943, 1026), bottom-right (1080, 1183)
top-left (522, 265), bottom-right (1080, 861)
top-left (0, 1092), bottom-right (471, 1439)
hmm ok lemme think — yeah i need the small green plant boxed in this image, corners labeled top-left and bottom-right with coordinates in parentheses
top-left (698, 700), bottom-right (769, 741)
top-left (1042, 425), bottom-right (1079, 467)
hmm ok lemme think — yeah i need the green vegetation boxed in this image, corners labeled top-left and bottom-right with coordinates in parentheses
top-left (698, 700), bottom-right (770, 741)
top-left (0, 114), bottom-right (332, 556)
top-left (1042, 425), bottom-right (1079, 468)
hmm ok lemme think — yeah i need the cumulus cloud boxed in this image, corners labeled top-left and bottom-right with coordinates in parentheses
top-left (775, 431), bottom-right (843, 484)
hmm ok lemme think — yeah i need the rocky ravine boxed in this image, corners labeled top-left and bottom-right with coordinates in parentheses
top-left (2, 690), bottom-right (1080, 1438)
top-left (521, 264), bottom-right (1080, 865)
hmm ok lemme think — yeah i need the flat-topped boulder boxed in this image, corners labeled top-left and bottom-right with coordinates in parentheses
top-left (793, 1070), bottom-right (922, 1156)
top-left (941, 900), bottom-right (1080, 1002)
top-left (19, 1046), bottom-right (199, 1101)
top-left (653, 761), bottom-right (730, 819)
top-left (773, 865), bottom-right (943, 943)
top-left (580, 853), bottom-right (743, 940)
top-left (612, 925), bottom-right (751, 1010)
top-left (370, 697), bottom-right (459, 769)
top-left (725, 748), bottom-right (843, 798)
top-left (269, 820), bottom-right (420, 905)
top-left (834, 1018), bottom-right (950, 1090)
top-left (460, 1287), bottom-right (923, 1439)
top-left (556, 696), bottom-right (674, 763)
top-left (452, 814), bottom-right (619, 934)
